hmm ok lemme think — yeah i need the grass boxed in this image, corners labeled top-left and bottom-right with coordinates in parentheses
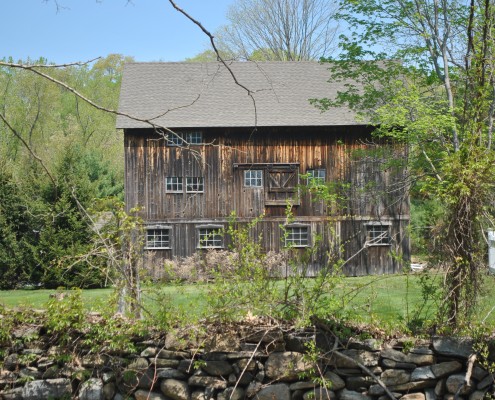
top-left (1, 273), bottom-right (495, 329)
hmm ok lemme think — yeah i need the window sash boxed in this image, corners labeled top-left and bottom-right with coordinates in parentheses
top-left (166, 177), bottom-right (183, 192)
top-left (186, 131), bottom-right (202, 144)
top-left (307, 169), bottom-right (326, 185)
top-left (244, 170), bottom-right (263, 187)
top-left (186, 177), bottom-right (204, 193)
top-left (366, 225), bottom-right (390, 245)
top-left (146, 229), bottom-right (171, 249)
top-left (198, 228), bottom-right (223, 248)
top-left (285, 226), bottom-right (309, 247)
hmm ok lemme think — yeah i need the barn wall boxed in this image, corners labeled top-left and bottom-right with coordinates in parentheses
top-left (124, 126), bottom-right (410, 275)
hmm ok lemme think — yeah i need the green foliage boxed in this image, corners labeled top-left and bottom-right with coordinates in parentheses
top-left (46, 289), bottom-right (84, 342)
top-left (0, 54), bottom-right (130, 289)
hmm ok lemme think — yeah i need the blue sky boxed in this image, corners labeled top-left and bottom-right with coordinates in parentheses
top-left (1, 0), bottom-right (233, 64)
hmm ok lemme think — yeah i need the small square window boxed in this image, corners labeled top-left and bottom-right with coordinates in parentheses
top-left (186, 177), bottom-right (204, 193)
top-left (166, 177), bottom-right (183, 192)
top-left (146, 228), bottom-right (171, 249)
top-left (307, 169), bottom-right (326, 186)
top-left (198, 227), bottom-right (223, 248)
top-left (186, 131), bottom-right (202, 145)
top-left (244, 170), bottom-right (263, 187)
top-left (366, 224), bottom-right (390, 245)
top-left (168, 133), bottom-right (184, 146)
top-left (285, 226), bottom-right (310, 247)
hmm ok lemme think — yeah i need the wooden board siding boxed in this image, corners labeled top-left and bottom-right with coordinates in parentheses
top-left (125, 126), bottom-right (410, 276)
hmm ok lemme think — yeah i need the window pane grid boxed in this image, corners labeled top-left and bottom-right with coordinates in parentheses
top-left (307, 169), bottom-right (326, 185)
top-left (367, 225), bottom-right (390, 245)
top-left (186, 132), bottom-right (202, 144)
top-left (146, 229), bottom-right (171, 249)
top-left (186, 177), bottom-right (204, 193)
top-left (285, 226), bottom-right (309, 247)
top-left (198, 228), bottom-right (223, 248)
top-left (166, 177), bottom-right (183, 192)
top-left (244, 170), bottom-right (263, 187)
top-left (168, 134), bottom-right (184, 146)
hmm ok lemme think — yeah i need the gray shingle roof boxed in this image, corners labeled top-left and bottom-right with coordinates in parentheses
top-left (116, 61), bottom-right (361, 129)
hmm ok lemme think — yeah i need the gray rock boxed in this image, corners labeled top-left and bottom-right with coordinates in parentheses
top-left (446, 373), bottom-right (473, 395)
top-left (236, 358), bottom-right (257, 371)
top-left (128, 357), bottom-right (149, 370)
top-left (381, 348), bottom-right (408, 363)
top-left (160, 378), bottom-right (190, 400)
top-left (472, 366), bottom-right (489, 381)
top-left (201, 360), bottom-right (233, 376)
top-left (4, 354), bottom-right (19, 371)
top-left (134, 389), bottom-right (167, 400)
top-left (36, 357), bottom-right (55, 369)
top-left (411, 366), bottom-right (435, 381)
top-left (399, 393), bottom-right (425, 400)
top-left (188, 375), bottom-right (227, 389)
top-left (424, 387), bottom-right (436, 400)
top-left (381, 369), bottom-right (411, 386)
top-left (348, 339), bottom-right (382, 352)
top-left (102, 371), bottom-right (115, 383)
top-left (291, 381), bottom-right (320, 390)
top-left (324, 370), bottom-right (346, 390)
top-left (431, 361), bottom-right (463, 378)
top-left (21, 378), bottom-right (71, 400)
top-left (82, 354), bottom-right (108, 368)
top-left (41, 365), bottom-right (59, 379)
top-left (303, 387), bottom-right (335, 400)
top-left (140, 347), bottom-right (158, 357)
top-left (339, 389), bottom-right (372, 400)
top-left (256, 383), bottom-right (291, 400)
top-left (369, 380), bottom-right (436, 396)
top-left (382, 359), bottom-right (417, 370)
top-left (345, 376), bottom-right (374, 391)
top-left (265, 352), bottom-right (313, 381)
top-left (19, 367), bottom-right (42, 380)
top-left (435, 379), bottom-right (445, 397)
top-left (156, 368), bottom-right (187, 380)
top-left (246, 381), bottom-right (263, 397)
top-left (79, 378), bottom-right (104, 400)
top-left (178, 359), bottom-right (194, 373)
top-left (469, 390), bottom-right (487, 400)
top-left (477, 373), bottom-right (494, 390)
top-left (102, 382), bottom-right (116, 400)
top-left (0, 386), bottom-right (24, 400)
top-left (151, 358), bottom-right (180, 368)
top-left (432, 337), bottom-right (473, 359)
top-left (327, 350), bottom-right (380, 368)
top-left (191, 390), bottom-right (206, 400)
top-left (221, 387), bottom-right (245, 400)
top-left (410, 347), bottom-right (434, 355)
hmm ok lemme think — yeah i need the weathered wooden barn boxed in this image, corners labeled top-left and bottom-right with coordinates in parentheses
top-left (116, 61), bottom-right (410, 276)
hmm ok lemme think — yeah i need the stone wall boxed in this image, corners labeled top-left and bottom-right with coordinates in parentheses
top-left (0, 324), bottom-right (493, 400)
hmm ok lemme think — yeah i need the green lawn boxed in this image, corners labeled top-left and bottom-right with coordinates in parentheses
top-left (1, 273), bottom-right (494, 329)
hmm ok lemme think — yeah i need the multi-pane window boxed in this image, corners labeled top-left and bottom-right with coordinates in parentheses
top-left (197, 226), bottom-right (223, 248)
top-left (186, 131), bottom-right (202, 144)
top-left (244, 170), bottom-right (263, 187)
top-left (366, 224), bottom-right (390, 245)
top-left (168, 134), bottom-right (184, 146)
top-left (167, 131), bottom-right (202, 146)
top-left (186, 177), bottom-right (204, 193)
top-left (285, 226), bottom-right (310, 247)
top-left (307, 169), bottom-right (326, 186)
top-left (146, 228), bottom-right (171, 249)
top-left (166, 177), bottom-right (183, 192)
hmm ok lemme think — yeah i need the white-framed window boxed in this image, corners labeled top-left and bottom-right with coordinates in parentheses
top-left (186, 177), bottom-right (204, 193)
top-left (307, 169), bottom-right (326, 186)
top-left (244, 170), bottom-right (263, 187)
top-left (366, 224), bottom-right (391, 246)
top-left (166, 177), bottom-right (183, 192)
top-left (167, 131), bottom-right (203, 146)
top-left (186, 131), bottom-right (203, 145)
top-left (168, 134), bottom-right (184, 146)
top-left (284, 225), bottom-right (310, 247)
top-left (146, 227), bottom-right (172, 249)
top-left (197, 225), bottom-right (224, 248)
